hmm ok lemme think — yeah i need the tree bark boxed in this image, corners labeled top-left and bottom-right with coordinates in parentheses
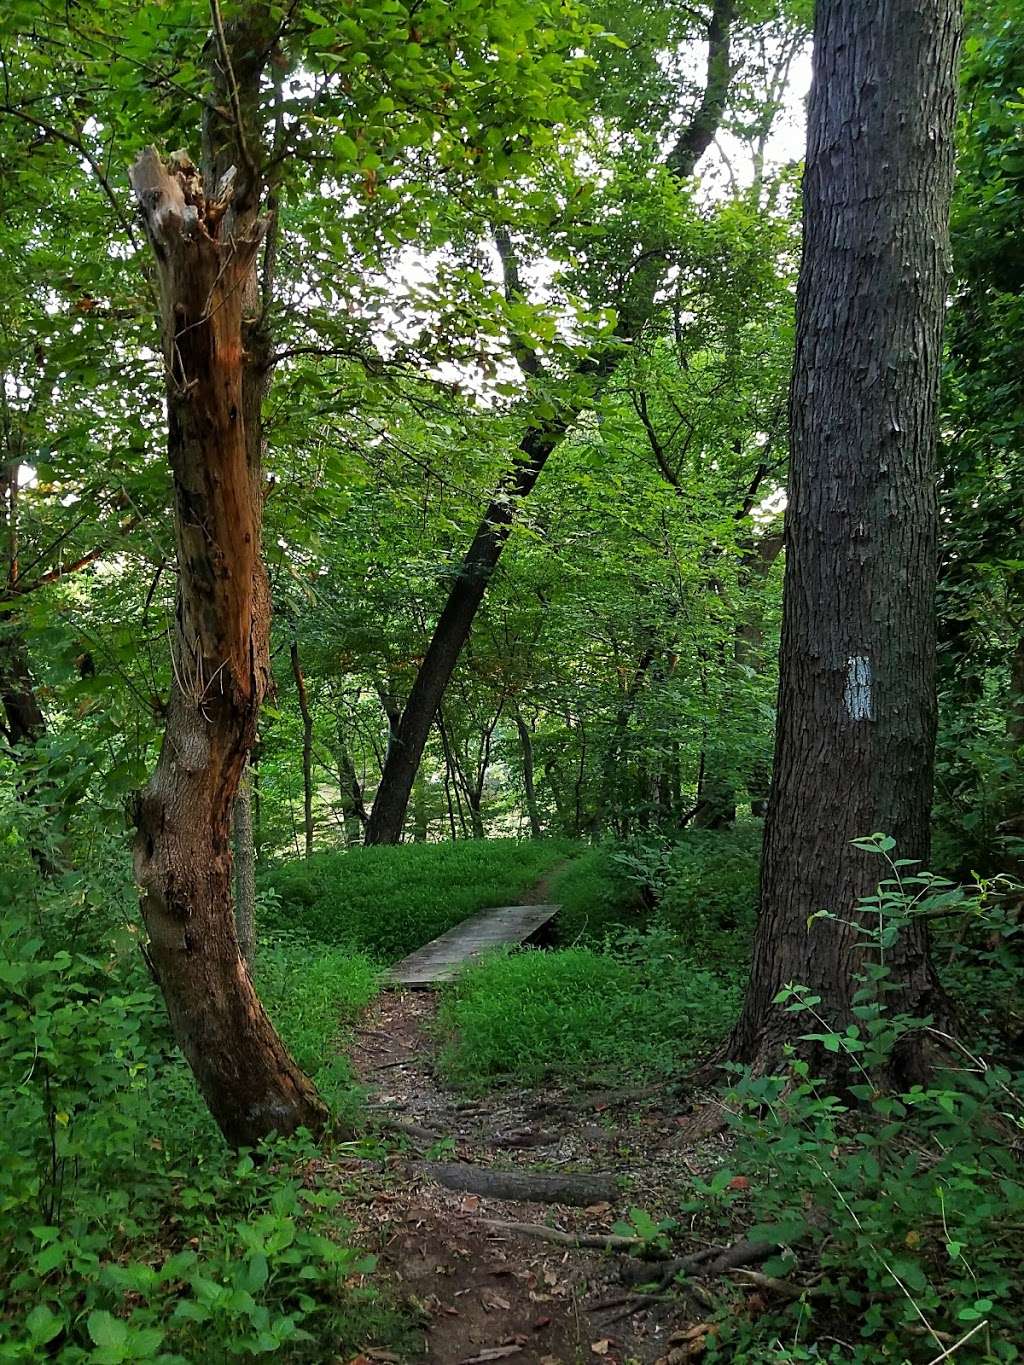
top-left (336, 727), bottom-right (367, 845)
top-left (729, 0), bottom-right (962, 1077)
top-left (129, 139), bottom-right (325, 1146)
top-left (515, 710), bottom-right (543, 837)
top-left (364, 1), bottom-right (736, 844)
top-left (233, 764), bottom-right (257, 970)
top-left (290, 640), bottom-right (315, 858)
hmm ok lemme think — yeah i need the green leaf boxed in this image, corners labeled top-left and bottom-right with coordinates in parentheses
top-left (25, 1304), bottom-right (63, 1344)
top-left (88, 1311), bottom-right (128, 1350)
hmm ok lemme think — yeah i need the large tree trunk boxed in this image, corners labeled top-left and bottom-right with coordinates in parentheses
top-left (364, 1), bottom-right (736, 844)
top-left (129, 144), bottom-right (325, 1146)
top-left (729, 0), bottom-right (962, 1078)
top-left (290, 640), bottom-right (315, 858)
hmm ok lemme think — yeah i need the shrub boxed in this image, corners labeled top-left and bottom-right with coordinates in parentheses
top-left (613, 826), bottom-right (761, 974)
top-left (671, 841), bottom-right (1024, 1363)
top-left (545, 845), bottom-right (646, 944)
top-left (0, 911), bottom-right (397, 1362)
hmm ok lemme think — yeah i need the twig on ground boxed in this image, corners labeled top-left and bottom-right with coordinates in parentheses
top-left (924, 1320), bottom-right (987, 1365)
top-left (480, 1219), bottom-right (645, 1252)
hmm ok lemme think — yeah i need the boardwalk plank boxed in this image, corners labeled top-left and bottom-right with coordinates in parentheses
top-left (386, 903), bottom-right (560, 986)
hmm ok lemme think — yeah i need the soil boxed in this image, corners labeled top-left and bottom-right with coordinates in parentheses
top-left (334, 868), bottom-right (742, 1365)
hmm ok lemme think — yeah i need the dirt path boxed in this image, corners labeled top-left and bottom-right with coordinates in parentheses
top-left (343, 939), bottom-right (735, 1363)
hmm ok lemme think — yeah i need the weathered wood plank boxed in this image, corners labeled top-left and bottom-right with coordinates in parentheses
top-left (386, 903), bottom-right (560, 986)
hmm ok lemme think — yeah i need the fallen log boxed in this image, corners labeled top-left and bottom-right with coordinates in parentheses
top-left (416, 1161), bottom-right (617, 1206)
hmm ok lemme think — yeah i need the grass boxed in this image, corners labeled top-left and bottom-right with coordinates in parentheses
top-left (437, 933), bottom-right (739, 1091)
top-left (545, 845), bottom-right (647, 944)
top-left (260, 837), bottom-right (573, 962)
top-left (257, 932), bottom-right (379, 1114)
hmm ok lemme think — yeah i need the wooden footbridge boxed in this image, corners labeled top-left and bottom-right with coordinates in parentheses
top-left (386, 903), bottom-right (560, 987)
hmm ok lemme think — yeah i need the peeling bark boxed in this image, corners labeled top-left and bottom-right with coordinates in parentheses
top-left (130, 146), bottom-right (325, 1145)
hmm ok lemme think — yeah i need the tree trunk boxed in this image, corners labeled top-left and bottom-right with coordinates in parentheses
top-left (233, 764), bottom-right (257, 970)
top-left (0, 625), bottom-right (45, 748)
top-left (129, 142), bottom-right (325, 1147)
top-left (336, 728), bottom-right (367, 846)
top-left (729, 0), bottom-right (962, 1077)
top-left (515, 710), bottom-right (543, 838)
top-left (290, 640), bottom-right (315, 858)
top-left (364, 1), bottom-right (736, 844)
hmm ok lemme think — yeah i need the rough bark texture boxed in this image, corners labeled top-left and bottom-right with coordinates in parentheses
top-left (364, 1), bottom-right (736, 844)
top-left (233, 765), bottom-right (257, 970)
top-left (130, 145), bottom-right (325, 1146)
top-left (729, 0), bottom-right (962, 1073)
top-left (290, 640), bottom-right (315, 858)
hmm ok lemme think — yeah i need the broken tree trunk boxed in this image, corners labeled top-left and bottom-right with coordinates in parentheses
top-left (129, 146), bottom-right (325, 1146)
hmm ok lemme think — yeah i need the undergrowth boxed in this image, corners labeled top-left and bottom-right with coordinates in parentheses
top-left (545, 845), bottom-right (645, 944)
top-left (437, 931), bottom-right (738, 1091)
top-left (261, 837), bottom-right (572, 961)
top-left (0, 854), bottom-right (398, 1363)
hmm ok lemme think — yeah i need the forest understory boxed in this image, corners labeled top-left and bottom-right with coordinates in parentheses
top-left (3, 0), bottom-right (1024, 1360)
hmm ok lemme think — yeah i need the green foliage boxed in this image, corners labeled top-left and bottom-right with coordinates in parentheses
top-left (261, 837), bottom-right (572, 960)
top-left (256, 932), bottom-right (379, 1112)
top-left (677, 849), bottom-right (1024, 1363)
top-left (437, 933), bottom-right (738, 1091)
top-left (0, 903), bottom-right (395, 1362)
top-left (614, 825), bottom-right (761, 972)
top-left (545, 845), bottom-right (646, 943)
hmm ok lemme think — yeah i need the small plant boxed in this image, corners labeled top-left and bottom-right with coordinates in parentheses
top-left (687, 840), bottom-right (1024, 1363)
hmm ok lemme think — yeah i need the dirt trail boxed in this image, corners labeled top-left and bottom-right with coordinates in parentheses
top-left (341, 870), bottom-right (735, 1365)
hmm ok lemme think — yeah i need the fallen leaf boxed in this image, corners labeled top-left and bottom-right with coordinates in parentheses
top-left (461, 1195), bottom-right (482, 1213)
top-left (584, 1202), bottom-right (612, 1216)
top-left (481, 1289), bottom-right (511, 1312)
top-left (726, 1176), bottom-right (750, 1191)
top-left (591, 1341), bottom-right (612, 1357)
top-left (533, 1315), bottom-right (552, 1331)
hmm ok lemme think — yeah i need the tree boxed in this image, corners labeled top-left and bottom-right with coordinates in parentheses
top-left (364, 0), bottom-right (740, 843)
top-left (729, 0), bottom-right (963, 1075)
top-left (129, 6), bottom-right (328, 1146)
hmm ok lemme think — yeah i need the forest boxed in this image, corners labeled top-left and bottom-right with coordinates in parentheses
top-left (1, 0), bottom-right (1022, 1360)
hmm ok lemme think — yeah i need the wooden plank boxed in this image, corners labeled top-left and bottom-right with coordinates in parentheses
top-left (386, 903), bottom-right (560, 987)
